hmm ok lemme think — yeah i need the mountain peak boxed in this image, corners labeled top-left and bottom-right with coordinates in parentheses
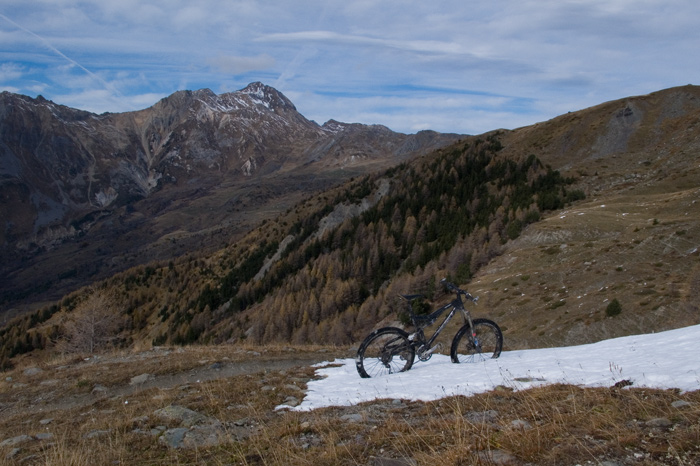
top-left (238, 82), bottom-right (296, 112)
top-left (241, 81), bottom-right (268, 93)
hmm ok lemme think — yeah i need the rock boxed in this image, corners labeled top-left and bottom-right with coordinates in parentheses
top-left (645, 417), bottom-right (672, 428)
top-left (153, 405), bottom-right (231, 449)
top-left (228, 420), bottom-right (258, 441)
top-left (510, 419), bottom-right (532, 430)
top-left (130, 373), bottom-right (153, 385)
top-left (34, 433), bottom-right (53, 441)
top-left (182, 425), bottom-right (227, 448)
top-left (159, 425), bottom-right (228, 449)
top-left (477, 449), bottom-right (518, 465)
top-left (84, 430), bottom-right (110, 439)
top-left (159, 428), bottom-right (189, 448)
top-left (0, 435), bottom-right (33, 447)
top-left (92, 384), bottom-right (108, 394)
top-left (283, 396), bottom-right (301, 407)
top-left (494, 385), bottom-right (514, 392)
top-left (23, 367), bottom-right (42, 376)
top-left (154, 405), bottom-right (209, 427)
top-left (340, 413), bottom-right (364, 423)
top-left (671, 400), bottom-right (691, 409)
top-left (39, 418), bottom-right (53, 425)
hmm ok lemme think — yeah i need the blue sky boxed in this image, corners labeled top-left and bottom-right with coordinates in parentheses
top-left (1, 1), bottom-right (699, 134)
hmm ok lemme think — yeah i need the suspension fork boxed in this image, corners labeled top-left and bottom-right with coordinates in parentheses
top-left (458, 297), bottom-right (476, 337)
top-left (459, 303), bottom-right (484, 353)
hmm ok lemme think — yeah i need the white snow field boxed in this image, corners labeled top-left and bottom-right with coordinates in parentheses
top-left (279, 324), bottom-right (700, 411)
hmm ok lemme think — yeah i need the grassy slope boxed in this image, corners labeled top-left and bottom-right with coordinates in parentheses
top-left (1, 345), bottom-right (699, 465)
top-left (473, 186), bottom-right (700, 350)
top-left (474, 86), bottom-right (700, 349)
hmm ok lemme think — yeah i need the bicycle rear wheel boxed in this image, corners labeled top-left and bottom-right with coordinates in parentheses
top-left (450, 318), bottom-right (503, 363)
top-left (356, 327), bottom-right (415, 378)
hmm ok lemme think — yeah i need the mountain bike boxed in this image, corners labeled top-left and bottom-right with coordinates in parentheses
top-left (355, 279), bottom-right (503, 378)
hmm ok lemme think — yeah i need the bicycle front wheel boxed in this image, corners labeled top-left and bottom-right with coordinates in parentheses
top-left (450, 318), bottom-right (503, 363)
top-left (356, 327), bottom-right (415, 378)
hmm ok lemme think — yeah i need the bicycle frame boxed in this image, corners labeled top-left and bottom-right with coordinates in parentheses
top-left (407, 294), bottom-right (474, 354)
top-left (356, 279), bottom-right (502, 378)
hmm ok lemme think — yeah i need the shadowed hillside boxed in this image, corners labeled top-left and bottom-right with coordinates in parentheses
top-left (2, 85), bottom-right (700, 366)
top-left (0, 83), bottom-right (460, 316)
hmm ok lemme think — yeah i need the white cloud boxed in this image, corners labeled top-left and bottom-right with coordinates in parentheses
top-left (2, 0), bottom-right (699, 133)
top-left (0, 62), bottom-right (24, 81)
top-left (207, 54), bottom-right (276, 76)
top-left (171, 6), bottom-right (210, 29)
top-left (258, 30), bottom-right (477, 59)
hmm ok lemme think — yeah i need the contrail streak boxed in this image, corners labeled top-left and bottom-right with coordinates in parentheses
top-left (0, 13), bottom-right (122, 98)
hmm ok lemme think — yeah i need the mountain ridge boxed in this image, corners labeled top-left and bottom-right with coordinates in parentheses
top-left (0, 83), bottom-right (461, 314)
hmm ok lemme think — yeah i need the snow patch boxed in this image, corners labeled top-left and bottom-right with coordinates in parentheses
top-left (278, 324), bottom-right (700, 411)
top-left (95, 187), bottom-right (118, 207)
top-left (241, 157), bottom-right (257, 176)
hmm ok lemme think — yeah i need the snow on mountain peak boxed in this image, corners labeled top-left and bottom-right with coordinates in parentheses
top-left (239, 82), bottom-right (296, 111)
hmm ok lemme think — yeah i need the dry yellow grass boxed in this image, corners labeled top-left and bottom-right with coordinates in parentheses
top-left (1, 344), bottom-right (698, 465)
top-left (472, 183), bottom-right (700, 350)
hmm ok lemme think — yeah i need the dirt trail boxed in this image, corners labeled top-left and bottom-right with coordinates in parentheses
top-left (1, 350), bottom-right (339, 417)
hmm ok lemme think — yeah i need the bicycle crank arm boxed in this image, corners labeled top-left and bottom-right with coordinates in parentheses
top-left (418, 342), bottom-right (443, 361)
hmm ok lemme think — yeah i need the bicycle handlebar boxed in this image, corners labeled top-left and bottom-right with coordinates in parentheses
top-left (440, 278), bottom-right (478, 303)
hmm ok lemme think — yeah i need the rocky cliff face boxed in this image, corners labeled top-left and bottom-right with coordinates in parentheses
top-left (0, 83), bottom-right (460, 311)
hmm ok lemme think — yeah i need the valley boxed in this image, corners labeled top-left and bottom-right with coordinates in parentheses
top-left (0, 84), bottom-right (460, 316)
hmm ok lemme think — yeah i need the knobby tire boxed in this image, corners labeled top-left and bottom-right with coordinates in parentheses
top-left (356, 327), bottom-right (415, 378)
top-left (450, 318), bottom-right (503, 363)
